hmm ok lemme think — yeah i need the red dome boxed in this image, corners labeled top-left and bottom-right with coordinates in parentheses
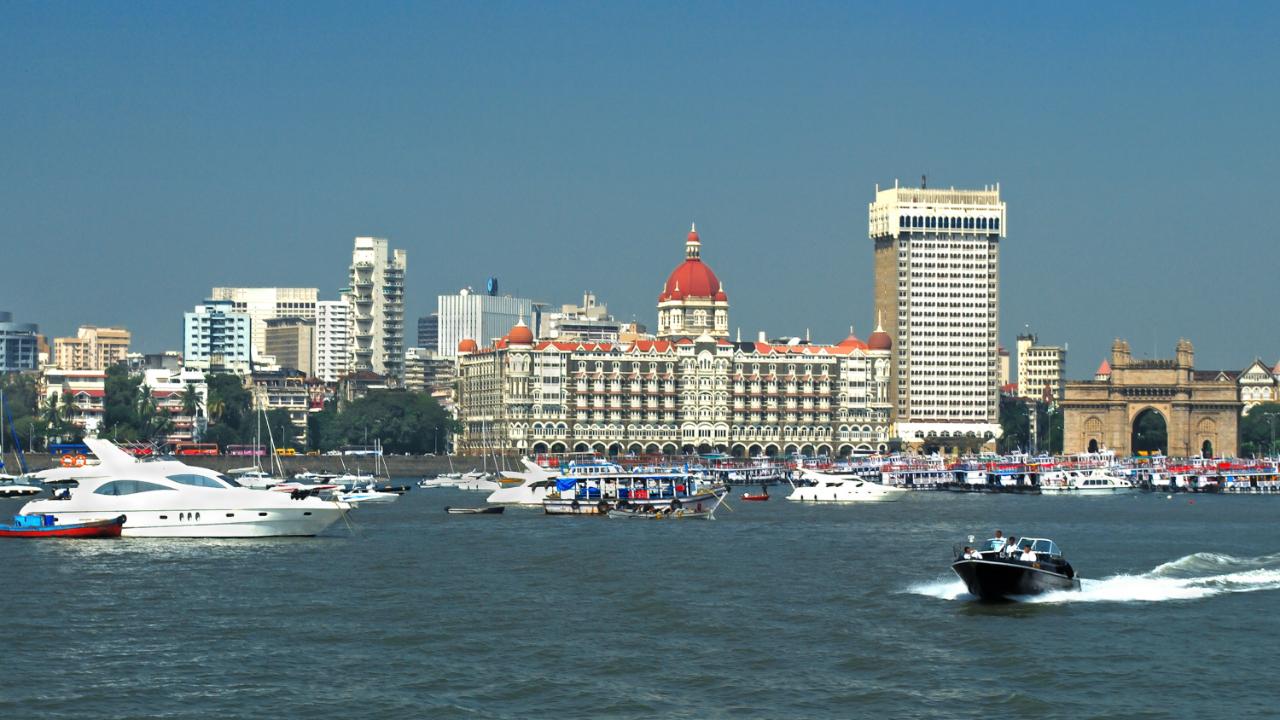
top-left (836, 333), bottom-right (867, 351)
top-left (458, 338), bottom-right (478, 353)
top-left (867, 328), bottom-right (892, 351)
top-left (508, 321), bottom-right (534, 345)
top-left (661, 261), bottom-right (722, 301)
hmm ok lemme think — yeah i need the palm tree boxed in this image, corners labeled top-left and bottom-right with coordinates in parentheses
top-left (181, 383), bottom-right (202, 419)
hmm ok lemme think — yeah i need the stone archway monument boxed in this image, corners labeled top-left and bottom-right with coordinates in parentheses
top-left (1062, 339), bottom-right (1241, 457)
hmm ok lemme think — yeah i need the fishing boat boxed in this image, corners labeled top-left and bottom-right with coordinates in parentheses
top-left (0, 513), bottom-right (126, 539)
top-left (444, 506), bottom-right (505, 515)
top-left (951, 536), bottom-right (1081, 600)
top-left (542, 459), bottom-right (726, 515)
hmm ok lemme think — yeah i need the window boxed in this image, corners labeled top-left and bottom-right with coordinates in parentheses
top-left (167, 474), bottom-right (226, 489)
top-left (94, 480), bottom-right (175, 496)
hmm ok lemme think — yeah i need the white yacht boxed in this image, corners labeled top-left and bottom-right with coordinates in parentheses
top-left (1040, 467), bottom-right (1135, 494)
top-left (787, 469), bottom-right (907, 503)
top-left (484, 459), bottom-right (557, 505)
top-left (20, 438), bottom-right (350, 537)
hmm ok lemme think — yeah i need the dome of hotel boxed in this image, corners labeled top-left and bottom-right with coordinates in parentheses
top-left (867, 324), bottom-right (892, 351)
top-left (507, 320), bottom-right (534, 345)
top-left (837, 331), bottom-right (867, 351)
top-left (659, 224), bottom-right (725, 302)
top-left (458, 338), bottom-right (478, 353)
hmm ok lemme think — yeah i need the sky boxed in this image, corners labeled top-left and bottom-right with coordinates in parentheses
top-left (3, 2), bottom-right (1278, 377)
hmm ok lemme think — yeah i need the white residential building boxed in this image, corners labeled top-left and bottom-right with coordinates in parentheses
top-left (869, 182), bottom-right (1007, 448)
top-left (437, 288), bottom-right (533, 358)
top-left (210, 287), bottom-right (318, 363)
top-left (183, 299), bottom-right (252, 374)
top-left (346, 237), bottom-right (406, 384)
top-left (1016, 333), bottom-right (1067, 403)
top-left (314, 299), bottom-right (352, 383)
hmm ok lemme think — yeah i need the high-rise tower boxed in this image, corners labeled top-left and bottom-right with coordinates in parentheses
top-left (869, 182), bottom-right (1006, 448)
top-left (346, 237), bottom-right (406, 385)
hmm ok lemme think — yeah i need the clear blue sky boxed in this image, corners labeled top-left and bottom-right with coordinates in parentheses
top-left (3, 2), bottom-right (1277, 375)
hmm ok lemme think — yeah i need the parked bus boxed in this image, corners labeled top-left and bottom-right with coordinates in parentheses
top-left (225, 444), bottom-right (266, 457)
top-left (275, 447), bottom-right (297, 456)
top-left (173, 442), bottom-right (219, 456)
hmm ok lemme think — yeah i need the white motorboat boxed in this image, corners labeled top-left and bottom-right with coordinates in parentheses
top-left (21, 438), bottom-right (349, 537)
top-left (484, 459), bottom-right (557, 505)
top-left (333, 484), bottom-right (399, 505)
top-left (455, 470), bottom-right (500, 491)
top-left (1040, 467), bottom-right (1135, 494)
top-left (787, 469), bottom-right (907, 502)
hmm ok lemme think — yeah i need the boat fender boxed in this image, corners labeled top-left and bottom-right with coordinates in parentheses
top-left (671, 499), bottom-right (682, 510)
top-left (571, 499), bottom-right (580, 510)
top-left (597, 500), bottom-right (608, 513)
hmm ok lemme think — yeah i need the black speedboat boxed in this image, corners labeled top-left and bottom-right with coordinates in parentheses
top-left (951, 537), bottom-right (1081, 600)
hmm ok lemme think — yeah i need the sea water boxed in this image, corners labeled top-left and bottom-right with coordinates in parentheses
top-left (2, 489), bottom-right (1277, 719)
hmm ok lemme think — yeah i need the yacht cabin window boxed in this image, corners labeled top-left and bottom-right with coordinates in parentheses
top-left (94, 480), bottom-right (175, 496)
top-left (167, 474), bottom-right (227, 489)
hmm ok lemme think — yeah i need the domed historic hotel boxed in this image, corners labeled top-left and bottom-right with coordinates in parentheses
top-left (455, 226), bottom-right (892, 457)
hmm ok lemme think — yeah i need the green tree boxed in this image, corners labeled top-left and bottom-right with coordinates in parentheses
top-left (1239, 402), bottom-right (1280, 458)
top-left (325, 390), bottom-right (457, 454)
top-left (998, 397), bottom-right (1031, 453)
top-left (206, 374), bottom-right (252, 439)
top-left (1046, 406), bottom-right (1064, 454)
top-left (102, 364), bottom-right (141, 437)
top-left (0, 372), bottom-right (40, 420)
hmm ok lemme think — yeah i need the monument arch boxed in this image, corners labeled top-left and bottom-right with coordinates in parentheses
top-left (1062, 339), bottom-right (1240, 457)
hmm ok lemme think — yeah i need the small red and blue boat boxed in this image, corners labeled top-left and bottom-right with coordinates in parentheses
top-left (0, 514), bottom-right (126, 539)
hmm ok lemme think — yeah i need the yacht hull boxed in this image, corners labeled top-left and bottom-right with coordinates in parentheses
top-left (23, 508), bottom-right (345, 538)
top-left (951, 558), bottom-right (1080, 600)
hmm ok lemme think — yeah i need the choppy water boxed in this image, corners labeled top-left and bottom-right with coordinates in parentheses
top-left (3, 489), bottom-right (1279, 719)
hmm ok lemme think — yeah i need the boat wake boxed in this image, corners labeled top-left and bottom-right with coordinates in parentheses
top-left (909, 552), bottom-right (1280, 604)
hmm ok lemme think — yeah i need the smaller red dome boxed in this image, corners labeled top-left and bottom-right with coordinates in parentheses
top-left (508, 321), bottom-right (534, 345)
top-left (867, 328), bottom-right (892, 351)
top-left (688, 227), bottom-right (700, 244)
top-left (458, 338), bottom-right (478, 353)
top-left (837, 333), bottom-right (866, 351)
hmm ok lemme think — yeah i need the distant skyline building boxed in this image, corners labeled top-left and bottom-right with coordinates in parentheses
top-left (263, 318), bottom-right (315, 377)
top-left (0, 311), bottom-right (40, 372)
top-left (437, 288), bottom-right (533, 358)
top-left (183, 299), bottom-right (252, 374)
top-left (53, 325), bottom-right (131, 371)
top-left (1016, 332), bottom-right (1067, 403)
top-left (345, 237), bottom-right (406, 385)
top-left (314, 299), bottom-right (352, 383)
top-left (541, 292), bottom-right (630, 342)
top-left (417, 312), bottom-right (439, 352)
top-left (210, 287), bottom-right (318, 363)
top-left (869, 182), bottom-right (1007, 448)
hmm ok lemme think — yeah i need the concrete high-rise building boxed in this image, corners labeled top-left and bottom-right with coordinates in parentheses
top-left (314, 299), bottom-right (352, 383)
top-left (541, 292), bottom-right (629, 342)
top-left (0, 311), bottom-right (39, 372)
top-left (437, 288), bottom-right (533, 358)
top-left (417, 313), bottom-right (439, 352)
top-left (53, 326), bottom-right (131, 371)
top-left (1016, 333), bottom-right (1067, 403)
top-left (210, 287), bottom-right (318, 363)
top-left (263, 318), bottom-right (315, 377)
top-left (869, 182), bottom-right (1007, 448)
top-left (346, 237), bottom-right (406, 385)
top-left (183, 299), bottom-right (252, 374)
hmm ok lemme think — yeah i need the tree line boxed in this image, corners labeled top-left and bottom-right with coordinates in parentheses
top-left (1, 369), bottom-right (457, 455)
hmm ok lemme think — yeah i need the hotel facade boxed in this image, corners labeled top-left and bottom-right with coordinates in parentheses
top-left (455, 227), bottom-right (893, 457)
